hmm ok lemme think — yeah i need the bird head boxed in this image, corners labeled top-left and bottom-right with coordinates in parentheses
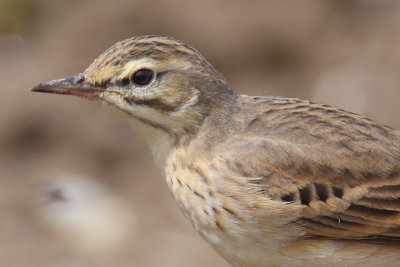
top-left (31, 36), bottom-right (234, 147)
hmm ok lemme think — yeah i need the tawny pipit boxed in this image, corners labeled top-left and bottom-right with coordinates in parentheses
top-left (32, 36), bottom-right (400, 266)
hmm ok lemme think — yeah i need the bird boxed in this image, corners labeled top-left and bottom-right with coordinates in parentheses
top-left (31, 35), bottom-right (400, 266)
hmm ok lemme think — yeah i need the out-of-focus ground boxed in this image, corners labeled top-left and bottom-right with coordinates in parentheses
top-left (1, 1), bottom-right (400, 266)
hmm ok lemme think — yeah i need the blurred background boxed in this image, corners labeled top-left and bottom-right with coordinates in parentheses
top-left (1, 0), bottom-right (400, 266)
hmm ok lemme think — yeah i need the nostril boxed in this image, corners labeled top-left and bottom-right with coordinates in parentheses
top-left (76, 76), bottom-right (85, 84)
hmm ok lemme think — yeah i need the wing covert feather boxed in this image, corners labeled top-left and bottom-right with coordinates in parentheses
top-left (219, 96), bottom-right (400, 240)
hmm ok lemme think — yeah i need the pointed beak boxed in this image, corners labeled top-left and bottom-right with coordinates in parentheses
top-left (30, 75), bottom-right (105, 100)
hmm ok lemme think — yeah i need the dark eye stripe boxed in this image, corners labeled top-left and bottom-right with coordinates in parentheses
top-left (120, 78), bottom-right (130, 87)
top-left (116, 70), bottom-right (170, 88)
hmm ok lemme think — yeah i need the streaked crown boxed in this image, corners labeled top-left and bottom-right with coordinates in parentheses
top-left (84, 35), bottom-right (225, 87)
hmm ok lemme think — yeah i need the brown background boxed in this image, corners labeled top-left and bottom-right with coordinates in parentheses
top-left (1, 1), bottom-right (400, 266)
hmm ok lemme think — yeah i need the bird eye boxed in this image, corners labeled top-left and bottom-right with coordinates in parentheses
top-left (131, 69), bottom-right (154, 86)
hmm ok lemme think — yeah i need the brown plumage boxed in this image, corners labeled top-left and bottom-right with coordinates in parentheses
top-left (31, 36), bottom-right (400, 266)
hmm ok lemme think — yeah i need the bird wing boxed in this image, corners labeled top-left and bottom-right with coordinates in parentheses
top-left (219, 96), bottom-right (400, 240)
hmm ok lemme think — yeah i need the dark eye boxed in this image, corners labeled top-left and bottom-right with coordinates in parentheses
top-left (131, 69), bottom-right (154, 86)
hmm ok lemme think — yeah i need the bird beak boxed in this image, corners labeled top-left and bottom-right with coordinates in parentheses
top-left (30, 75), bottom-right (105, 100)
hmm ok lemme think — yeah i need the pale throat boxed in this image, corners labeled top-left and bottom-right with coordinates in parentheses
top-left (120, 108), bottom-right (177, 171)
